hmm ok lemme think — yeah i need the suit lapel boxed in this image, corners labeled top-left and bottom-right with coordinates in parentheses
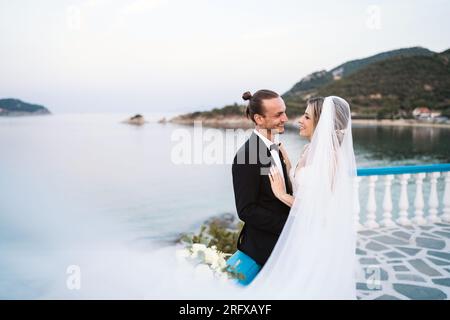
top-left (252, 132), bottom-right (292, 196)
top-left (279, 151), bottom-right (293, 195)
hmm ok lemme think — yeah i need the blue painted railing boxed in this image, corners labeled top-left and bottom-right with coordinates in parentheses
top-left (357, 163), bottom-right (450, 176)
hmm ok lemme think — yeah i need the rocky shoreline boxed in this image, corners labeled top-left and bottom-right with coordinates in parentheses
top-left (170, 115), bottom-right (255, 129)
top-left (0, 110), bottom-right (51, 117)
top-left (169, 116), bottom-right (450, 129)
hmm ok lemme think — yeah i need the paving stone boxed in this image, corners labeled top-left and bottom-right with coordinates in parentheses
top-left (393, 284), bottom-right (447, 300)
top-left (356, 248), bottom-right (367, 255)
top-left (373, 235), bottom-right (408, 246)
top-left (420, 232), bottom-right (441, 239)
top-left (419, 226), bottom-right (434, 231)
top-left (358, 230), bottom-right (379, 236)
top-left (359, 258), bottom-right (380, 265)
top-left (432, 278), bottom-right (450, 287)
top-left (384, 251), bottom-right (406, 259)
top-left (392, 231), bottom-right (412, 240)
top-left (366, 241), bottom-right (389, 251)
top-left (395, 247), bottom-right (422, 256)
top-left (374, 294), bottom-right (401, 300)
top-left (427, 257), bottom-right (450, 266)
top-left (415, 237), bottom-right (446, 250)
top-left (433, 231), bottom-right (450, 239)
top-left (408, 259), bottom-right (442, 277)
top-left (395, 273), bottom-right (426, 282)
top-left (427, 251), bottom-right (450, 261)
top-left (393, 265), bottom-right (410, 272)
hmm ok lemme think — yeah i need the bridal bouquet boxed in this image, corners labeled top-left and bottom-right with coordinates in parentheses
top-left (176, 243), bottom-right (244, 281)
top-left (176, 215), bottom-right (245, 281)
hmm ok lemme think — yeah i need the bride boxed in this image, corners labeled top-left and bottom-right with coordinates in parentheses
top-left (241, 95), bottom-right (357, 299)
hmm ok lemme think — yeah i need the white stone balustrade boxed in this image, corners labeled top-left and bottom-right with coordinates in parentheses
top-left (353, 164), bottom-right (450, 229)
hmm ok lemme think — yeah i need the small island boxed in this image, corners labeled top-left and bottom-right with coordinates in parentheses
top-left (0, 98), bottom-right (51, 117)
top-left (123, 114), bottom-right (147, 125)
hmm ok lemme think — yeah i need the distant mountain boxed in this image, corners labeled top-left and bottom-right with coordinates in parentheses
top-left (0, 99), bottom-right (51, 116)
top-left (314, 51), bottom-right (450, 119)
top-left (283, 47), bottom-right (435, 100)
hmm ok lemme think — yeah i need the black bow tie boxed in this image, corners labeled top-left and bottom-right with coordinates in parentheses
top-left (270, 143), bottom-right (280, 152)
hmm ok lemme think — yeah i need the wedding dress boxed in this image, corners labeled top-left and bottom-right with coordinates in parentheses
top-left (290, 144), bottom-right (311, 195)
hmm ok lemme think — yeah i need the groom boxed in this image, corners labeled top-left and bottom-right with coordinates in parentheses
top-left (227, 89), bottom-right (293, 285)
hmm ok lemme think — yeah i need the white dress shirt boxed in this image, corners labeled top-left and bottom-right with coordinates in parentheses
top-left (253, 129), bottom-right (286, 183)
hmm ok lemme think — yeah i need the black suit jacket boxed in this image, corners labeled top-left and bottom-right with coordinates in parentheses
top-left (232, 132), bottom-right (292, 266)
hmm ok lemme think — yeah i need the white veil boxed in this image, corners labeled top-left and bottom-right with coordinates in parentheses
top-left (241, 96), bottom-right (358, 299)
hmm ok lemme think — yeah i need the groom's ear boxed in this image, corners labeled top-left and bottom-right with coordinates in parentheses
top-left (254, 113), bottom-right (265, 125)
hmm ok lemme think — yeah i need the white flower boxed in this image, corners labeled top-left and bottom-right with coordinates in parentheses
top-left (177, 243), bottom-right (238, 282)
top-left (191, 243), bottom-right (207, 258)
top-left (192, 243), bottom-right (207, 251)
top-left (204, 247), bottom-right (219, 266)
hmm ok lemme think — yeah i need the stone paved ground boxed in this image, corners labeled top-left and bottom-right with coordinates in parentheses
top-left (356, 222), bottom-right (450, 300)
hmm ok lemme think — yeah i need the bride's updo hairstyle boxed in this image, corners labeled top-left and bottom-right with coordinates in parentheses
top-left (243, 89), bottom-right (279, 124)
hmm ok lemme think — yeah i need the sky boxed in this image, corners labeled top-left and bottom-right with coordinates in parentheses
top-left (0, 0), bottom-right (449, 114)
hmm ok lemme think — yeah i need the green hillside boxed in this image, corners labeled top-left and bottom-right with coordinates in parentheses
top-left (0, 99), bottom-right (51, 116)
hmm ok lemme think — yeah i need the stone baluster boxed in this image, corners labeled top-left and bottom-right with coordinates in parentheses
top-left (427, 172), bottom-right (441, 223)
top-left (412, 173), bottom-right (427, 225)
top-left (396, 174), bottom-right (411, 226)
top-left (381, 175), bottom-right (395, 227)
top-left (364, 176), bottom-right (379, 229)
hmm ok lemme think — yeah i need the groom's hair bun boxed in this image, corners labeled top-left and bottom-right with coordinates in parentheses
top-left (242, 91), bottom-right (253, 101)
top-left (243, 89), bottom-right (279, 124)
